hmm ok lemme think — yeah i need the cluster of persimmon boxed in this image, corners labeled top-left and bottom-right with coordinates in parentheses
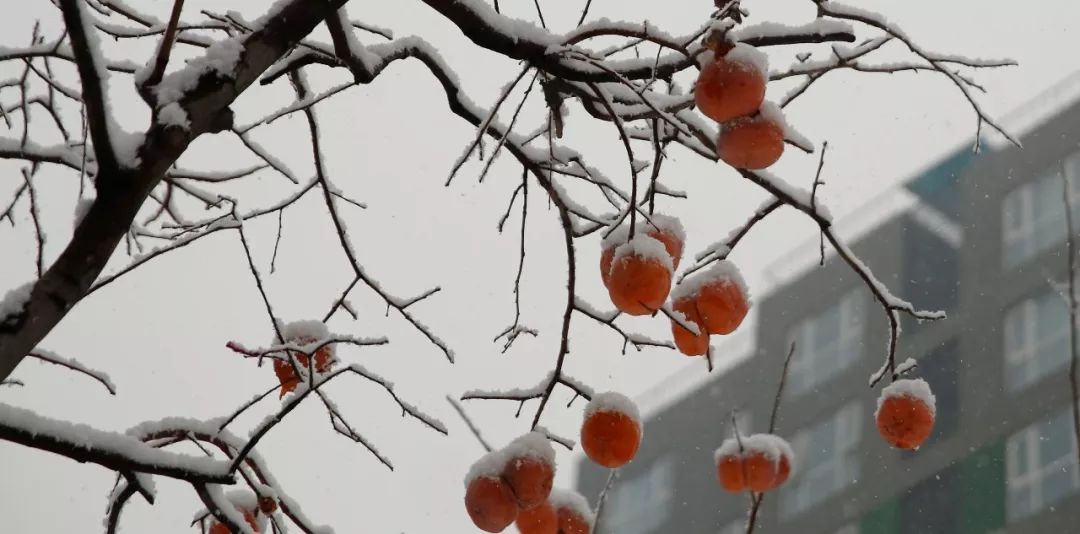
top-left (270, 321), bottom-right (336, 398)
top-left (206, 494), bottom-right (277, 534)
top-left (464, 393), bottom-right (643, 532)
top-left (875, 378), bottom-right (936, 450)
top-left (695, 37), bottom-right (787, 170)
top-left (464, 432), bottom-right (563, 533)
top-left (714, 434), bottom-right (794, 493)
top-left (598, 216), bottom-right (751, 359)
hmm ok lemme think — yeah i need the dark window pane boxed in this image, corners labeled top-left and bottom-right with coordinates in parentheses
top-left (900, 466), bottom-right (959, 534)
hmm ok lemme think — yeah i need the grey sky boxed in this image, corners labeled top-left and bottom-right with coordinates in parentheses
top-left (2, 0), bottom-right (1079, 532)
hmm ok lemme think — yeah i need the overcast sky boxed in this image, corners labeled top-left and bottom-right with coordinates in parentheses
top-left (2, 1), bottom-right (1080, 532)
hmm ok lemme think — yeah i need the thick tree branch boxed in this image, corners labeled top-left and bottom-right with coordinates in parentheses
top-left (0, 0), bottom-right (350, 383)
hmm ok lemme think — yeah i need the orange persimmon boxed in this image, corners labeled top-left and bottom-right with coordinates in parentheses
top-left (670, 297), bottom-right (709, 356)
top-left (606, 235), bottom-right (672, 316)
top-left (515, 500), bottom-right (558, 534)
top-left (717, 113), bottom-right (785, 170)
top-left (504, 456), bottom-right (554, 510)
top-left (581, 393), bottom-right (642, 468)
top-left (876, 379), bottom-right (936, 450)
top-left (465, 476), bottom-right (519, 533)
top-left (695, 44), bottom-right (767, 123)
top-left (696, 274), bottom-right (750, 336)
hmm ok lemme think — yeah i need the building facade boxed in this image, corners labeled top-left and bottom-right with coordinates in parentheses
top-left (576, 100), bottom-right (1080, 534)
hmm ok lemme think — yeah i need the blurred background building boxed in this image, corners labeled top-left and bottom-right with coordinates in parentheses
top-left (576, 79), bottom-right (1080, 534)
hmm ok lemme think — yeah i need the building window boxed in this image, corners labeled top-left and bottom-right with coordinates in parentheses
top-left (787, 290), bottom-right (866, 396)
top-left (781, 402), bottom-right (862, 518)
top-left (1001, 154), bottom-right (1080, 267)
top-left (1003, 290), bottom-right (1069, 391)
top-left (900, 465), bottom-right (959, 534)
top-left (604, 456), bottom-right (675, 534)
top-left (1006, 409), bottom-right (1079, 522)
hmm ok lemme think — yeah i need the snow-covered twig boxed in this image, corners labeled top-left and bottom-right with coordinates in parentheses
top-left (26, 349), bottom-right (116, 395)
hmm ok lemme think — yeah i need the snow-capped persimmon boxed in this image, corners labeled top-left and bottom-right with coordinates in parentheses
top-left (514, 500), bottom-right (558, 534)
top-left (600, 215), bottom-right (684, 288)
top-left (876, 378), bottom-right (936, 450)
top-left (670, 297), bottom-right (709, 356)
top-left (607, 234), bottom-right (673, 316)
top-left (713, 434), bottom-right (795, 493)
top-left (695, 43), bottom-right (768, 123)
top-left (581, 393), bottom-right (642, 468)
top-left (549, 490), bottom-right (594, 534)
top-left (465, 476), bottom-right (519, 533)
top-left (678, 261), bottom-right (750, 336)
top-left (502, 433), bottom-right (556, 509)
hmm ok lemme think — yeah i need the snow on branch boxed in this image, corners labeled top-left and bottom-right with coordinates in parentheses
top-left (462, 370), bottom-right (593, 404)
top-left (817, 1), bottom-right (1018, 149)
top-left (26, 349), bottom-right (116, 395)
top-left (0, 403), bottom-right (233, 483)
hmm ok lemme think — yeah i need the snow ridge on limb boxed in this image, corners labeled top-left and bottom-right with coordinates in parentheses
top-left (0, 403), bottom-right (232, 483)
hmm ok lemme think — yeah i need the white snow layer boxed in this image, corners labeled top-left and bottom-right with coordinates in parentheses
top-left (612, 234), bottom-right (674, 273)
top-left (714, 433), bottom-right (793, 471)
top-left (279, 319), bottom-right (331, 342)
top-left (877, 377), bottom-right (937, 418)
top-left (0, 281), bottom-right (33, 320)
top-left (644, 213), bottom-right (686, 243)
top-left (70, 0), bottom-right (144, 168)
top-left (584, 392), bottom-right (641, 427)
top-left (155, 37), bottom-right (244, 106)
top-left (464, 449), bottom-right (510, 487)
top-left (503, 431), bottom-right (556, 466)
top-left (0, 403), bottom-right (231, 477)
top-left (548, 488), bottom-right (595, 525)
top-left (671, 260), bottom-right (750, 303)
top-left (724, 42), bottom-right (769, 77)
top-left (73, 197), bottom-right (94, 230)
top-left (157, 102), bottom-right (191, 129)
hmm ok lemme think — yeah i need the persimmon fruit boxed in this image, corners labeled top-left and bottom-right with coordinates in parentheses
top-left (549, 490), bottom-right (593, 534)
top-left (606, 235), bottom-right (673, 316)
top-left (515, 500), bottom-right (558, 534)
top-left (600, 216), bottom-right (684, 288)
top-left (714, 434), bottom-right (794, 493)
top-left (581, 393), bottom-right (642, 468)
top-left (695, 44), bottom-right (767, 123)
top-left (274, 335), bottom-right (334, 398)
top-left (876, 378), bottom-right (936, 450)
top-left (504, 456), bottom-right (554, 510)
top-left (465, 476), bottom-right (519, 532)
top-left (696, 274), bottom-right (750, 335)
top-left (742, 450), bottom-right (779, 492)
top-left (715, 452), bottom-right (745, 492)
top-left (670, 297), bottom-right (709, 356)
top-left (717, 113), bottom-right (785, 170)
